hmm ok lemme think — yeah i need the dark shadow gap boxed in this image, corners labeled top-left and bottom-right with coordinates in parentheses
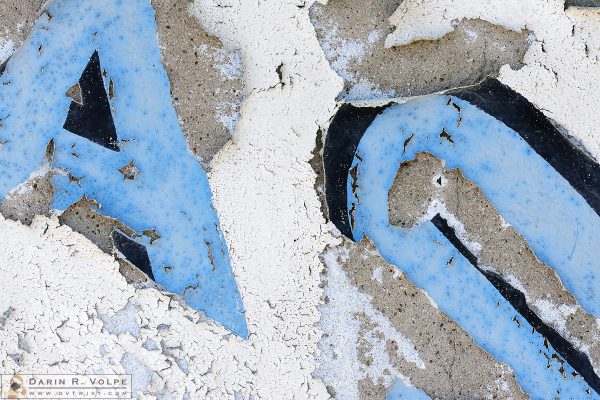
top-left (112, 230), bottom-right (154, 280)
top-left (565, 0), bottom-right (600, 8)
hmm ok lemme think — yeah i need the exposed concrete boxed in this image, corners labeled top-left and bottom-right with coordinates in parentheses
top-left (57, 196), bottom-right (153, 285)
top-left (0, 140), bottom-right (54, 225)
top-left (388, 151), bottom-right (600, 377)
top-left (0, 0), bottom-right (45, 67)
top-left (117, 257), bottom-right (154, 286)
top-left (3, 0), bottom-right (600, 397)
top-left (356, 379), bottom-right (387, 399)
top-left (310, 0), bottom-right (531, 100)
top-left (1, 0), bottom-right (241, 283)
top-left (0, 0), bottom-right (345, 396)
top-left (65, 82), bottom-right (83, 105)
top-left (58, 196), bottom-right (137, 254)
top-left (0, 148), bottom-right (152, 283)
top-left (318, 238), bottom-right (527, 399)
top-left (117, 160), bottom-right (140, 180)
top-left (309, 128), bottom-right (328, 221)
top-left (382, 0), bottom-right (600, 163)
top-left (152, 0), bottom-right (244, 165)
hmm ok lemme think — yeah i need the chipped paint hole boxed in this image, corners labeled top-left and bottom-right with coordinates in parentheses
top-left (118, 160), bottom-right (140, 180)
top-left (108, 77), bottom-right (115, 99)
top-left (402, 133), bottom-right (414, 154)
top-left (432, 173), bottom-right (447, 187)
top-left (142, 228), bottom-right (161, 244)
top-left (439, 128), bottom-right (454, 144)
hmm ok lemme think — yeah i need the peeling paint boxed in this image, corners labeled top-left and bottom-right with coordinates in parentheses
top-left (389, 152), bottom-right (600, 383)
top-left (326, 93), bottom-right (600, 396)
top-left (152, 0), bottom-right (245, 165)
top-left (3, 0), bottom-right (600, 397)
top-left (311, 0), bottom-right (531, 100)
top-left (318, 238), bottom-right (527, 399)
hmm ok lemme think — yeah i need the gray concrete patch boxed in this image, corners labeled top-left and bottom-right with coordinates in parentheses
top-left (309, 128), bottom-right (328, 221)
top-left (58, 196), bottom-right (137, 254)
top-left (1, 0), bottom-right (241, 286)
top-left (310, 0), bottom-right (531, 101)
top-left (0, 0), bottom-right (45, 67)
top-left (152, 0), bottom-right (244, 165)
top-left (319, 238), bottom-right (527, 399)
top-left (118, 160), bottom-right (140, 180)
top-left (4, 0), bottom-right (244, 164)
top-left (117, 258), bottom-right (153, 286)
top-left (0, 146), bottom-right (154, 284)
top-left (57, 196), bottom-right (154, 285)
top-left (388, 151), bottom-right (600, 377)
top-left (0, 140), bottom-right (55, 225)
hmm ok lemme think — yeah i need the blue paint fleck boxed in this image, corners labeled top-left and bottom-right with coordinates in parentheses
top-left (386, 380), bottom-right (431, 400)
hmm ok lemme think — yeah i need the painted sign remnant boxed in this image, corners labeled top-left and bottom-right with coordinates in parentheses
top-left (0, 0), bottom-right (247, 338)
top-left (324, 78), bottom-right (600, 397)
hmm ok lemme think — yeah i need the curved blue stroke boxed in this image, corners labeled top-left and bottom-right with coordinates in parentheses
top-left (350, 95), bottom-right (600, 398)
top-left (0, 0), bottom-right (247, 338)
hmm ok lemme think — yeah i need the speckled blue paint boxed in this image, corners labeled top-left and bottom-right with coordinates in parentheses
top-left (350, 96), bottom-right (600, 398)
top-left (0, 0), bottom-right (247, 338)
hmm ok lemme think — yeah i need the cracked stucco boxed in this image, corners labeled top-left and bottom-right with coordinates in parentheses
top-left (0, 215), bottom-right (254, 399)
top-left (2, 0), bottom-right (600, 398)
top-left (1, 0), bottom-right (342, 398)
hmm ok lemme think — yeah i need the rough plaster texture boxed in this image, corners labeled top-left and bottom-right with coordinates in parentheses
top-left (153, 0), bottom-right (244, 165)
top-left (386, 0), bottom-right (600, 162)
top-left (317, 238), bottom-right (527, 399)
top-left (388, 152), bottom-right (600, 377)
top-left (310, 0), bottom-right (531, 101)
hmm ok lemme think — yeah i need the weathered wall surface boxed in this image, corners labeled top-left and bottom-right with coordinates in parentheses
top-left (1, 0), bottom-right (600, 399)
top-left (310, 0), bottom-right (531, 101)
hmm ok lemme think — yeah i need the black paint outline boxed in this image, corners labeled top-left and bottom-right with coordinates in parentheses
top-left (323, 102), bottom-right (391, 239)
top-left (449, 77), bottom-right (600, 217)
top-left (112, 230), bottom-right (154, 280)
top-left (322, 77), bottom-right (600, 395)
